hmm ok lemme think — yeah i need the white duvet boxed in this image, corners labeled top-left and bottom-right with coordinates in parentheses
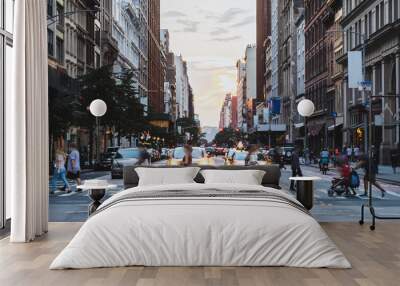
top-left (50, 183), bottom-right (351, 269)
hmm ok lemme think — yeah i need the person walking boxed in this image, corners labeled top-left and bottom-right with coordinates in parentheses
top-left (355, 154), bottom-right (386, 198)
top-left (245, 145), bottom-right (259, 166)
top-left (290, 147), bottom-right (303, 191)
top-left (390, 144), bottom-right (399, 174)
top-left (50, 148), bottom-right (70, 194)
top-left (182, 144), bottom-right (193, 166)
top-left (136, 144), bottom-right (151, 166)
top-left (67, 143), bottom-right (81, 190)
top-left (320, 148), bottom-right (330, 175)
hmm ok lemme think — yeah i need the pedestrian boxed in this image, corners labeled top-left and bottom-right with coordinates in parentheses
top-left (182, 144), bottom-right (193, 166)
top-left (290, 146), bottom-right (303, 191)
top-left (354, 146), bottom-right (360, 161)
top-left (67, 143), bottom-right (81, 190)
top-left (136, 144), bottom-right (151, 166)
top-left (320, 148), bottom-right (329, 174)
top-left (50, 148), bottom-right (70, 194)
top-left (355, 154), bottom-right (386, 198)
top-left (245, 145), bottom-right (258, 166)
top-left (346, 146), bottom-right (353, 162)
top-left (390, 144), bottom-right (399, 174)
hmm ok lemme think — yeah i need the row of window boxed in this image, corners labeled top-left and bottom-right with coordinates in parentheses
top-left (344, 0), bottom-right (400, 51)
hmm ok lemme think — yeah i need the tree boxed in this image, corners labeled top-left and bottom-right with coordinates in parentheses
top-left (75, 65), bottom-right (120, 166)
top-left (214, 128), bottom-right (242, 147)
top-left (113, 68), bottom-right (146, 144)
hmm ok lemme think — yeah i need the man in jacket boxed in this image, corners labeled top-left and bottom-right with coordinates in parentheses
top-left (290, 147), bottom-right (303, 191)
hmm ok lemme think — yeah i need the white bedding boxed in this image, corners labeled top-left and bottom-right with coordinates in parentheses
top-left (50, 183), bottom-right (351, 269)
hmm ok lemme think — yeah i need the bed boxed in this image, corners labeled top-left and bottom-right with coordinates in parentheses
top-left (50, 182), bottom-right (350, 269)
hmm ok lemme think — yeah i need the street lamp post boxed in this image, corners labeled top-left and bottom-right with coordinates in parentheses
top-left (89, 99), bottom-right (107, 166)
top-left (298, 99), bottom-right (315, 165)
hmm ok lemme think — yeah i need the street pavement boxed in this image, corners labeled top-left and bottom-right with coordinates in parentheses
top-left (49, 159), bottom-right (400, 223)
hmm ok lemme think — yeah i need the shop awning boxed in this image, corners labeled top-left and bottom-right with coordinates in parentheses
top-left (327, 117), bottom-right (344, 131)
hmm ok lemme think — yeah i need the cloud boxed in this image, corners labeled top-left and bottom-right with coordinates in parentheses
top-left (162, 10), bottom-right (187, 18)
top-left (175, 19), bottom-right (200, 33)
top-left (230, 15), bottom-right (255, 28)
top-left (210, 35), bottom-right (242, 42)
top-left (209, 28), bottom-right (228, 36)
top-left (217, 8), bottom-right (246, 23)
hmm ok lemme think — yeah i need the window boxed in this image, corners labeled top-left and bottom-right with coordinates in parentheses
top-left (48, 29), bottom-right (54, 56)
top-left (56, 3), bottom-right (64, 26)
top-left (56, 37), bottom-right (64, 63)
top-left (1, 0), bottom-right (15, 229)
top-left (47, 0), bottom-right (53, 17)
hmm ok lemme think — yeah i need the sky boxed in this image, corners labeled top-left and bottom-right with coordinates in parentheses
top-left (160, 0), bottom-right (256, 127)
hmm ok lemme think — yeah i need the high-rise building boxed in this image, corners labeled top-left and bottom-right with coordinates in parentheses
top-left (112, 0), bottom-right (148, 111)
top-left (245, 45), bottom-right (257, 131)
top-left (236, 59), bottom-right (247, 132)
top-left (341, 0), bottom-right (400, 164)
top-left (278, 0), bottom-right (304, 142)
top-left (257, 0), bottom-right (271, 102)
top-left (175, 55), bottom-right (190, 119)
top-left (219, 94), bottom-right (233, 129)
top-left (148, 0), bottom-right (163, 114)
top-left (304, 0), bottom-right (329, 153)
top-left (231, 96), bottom-right (238, 130)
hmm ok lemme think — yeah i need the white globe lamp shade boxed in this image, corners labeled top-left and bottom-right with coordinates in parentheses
top-left (90, 99), bottom-right (107, 117)
top-left (297, 99), bottom-right (315, 117)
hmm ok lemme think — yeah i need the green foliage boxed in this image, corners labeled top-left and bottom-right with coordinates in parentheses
top-left (214, 128), bottom-right (242, 147)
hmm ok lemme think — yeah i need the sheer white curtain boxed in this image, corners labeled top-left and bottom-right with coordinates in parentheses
top-left (7, 0), bottom-right (49, 242)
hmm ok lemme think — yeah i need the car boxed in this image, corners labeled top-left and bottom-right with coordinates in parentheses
top-left (215, 147), bottom-right (226, 156)
top-left (96, 152), bottom-right (114, 170)
top-left (205, 147), bottom-right (215, 157)
top-left (225, 150), bottom-right (267, 166)
top-left (107, 146), bottom-right (120, 156)
top-left (168, 147), bottom-right (214, 166)
top-left (111, 148), bottom-right (145, 179)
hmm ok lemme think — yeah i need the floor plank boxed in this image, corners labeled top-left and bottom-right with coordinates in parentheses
top-left (0, 222), bottom-right (399, 286)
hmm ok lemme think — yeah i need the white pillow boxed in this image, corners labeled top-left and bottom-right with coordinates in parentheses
top-left (136, 167), bottom-right (200, 186)
top-left (200, 170), bottom-right (265, 185)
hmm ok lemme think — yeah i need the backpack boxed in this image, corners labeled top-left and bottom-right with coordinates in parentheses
top-left (350, 171), bottom-right (360, 188)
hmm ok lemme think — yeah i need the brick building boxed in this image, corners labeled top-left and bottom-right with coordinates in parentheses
top-left (257, 0), bottom-right (271, 102)
top-left (304, 0), bottom-right (330, 153)
top-left (148, 0), bottom-right (163, 114)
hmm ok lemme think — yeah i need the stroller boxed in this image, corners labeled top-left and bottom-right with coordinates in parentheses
top-left (328, 169), bottom-right (360, 197)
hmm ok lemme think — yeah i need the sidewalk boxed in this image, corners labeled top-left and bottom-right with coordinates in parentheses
top-left (304, 162), bottom-right (400, 185)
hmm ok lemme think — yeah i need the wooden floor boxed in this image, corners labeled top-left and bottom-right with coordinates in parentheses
top-left (1, 222), bottom-right (399, 286)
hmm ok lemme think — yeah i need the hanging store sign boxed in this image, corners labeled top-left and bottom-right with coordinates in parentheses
top-left (348, 51), bottom-right (363, 88)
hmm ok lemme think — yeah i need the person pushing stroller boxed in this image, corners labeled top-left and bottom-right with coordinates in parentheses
top-left (328, 158), bottom-right (358, 197)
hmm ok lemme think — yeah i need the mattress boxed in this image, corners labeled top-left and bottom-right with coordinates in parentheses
top-left (50, 183), bottom-right (351, 269)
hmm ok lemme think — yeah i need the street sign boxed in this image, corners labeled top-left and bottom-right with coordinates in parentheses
top-left (358, 80), bottom-right (372, 91)
top-left (331, 112), bottom-right (337, 118)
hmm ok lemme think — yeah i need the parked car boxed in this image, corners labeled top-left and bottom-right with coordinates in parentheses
top-left (96, 152), bottom-right (114, 170)
top-left (215, 147), bottom-right (226, 156)
top-left (205, 147), bottom-right (215, 157)
top-left (168, 147), bottom-right (214, 166)
top-left (111, 148), bottom-right (144, 179)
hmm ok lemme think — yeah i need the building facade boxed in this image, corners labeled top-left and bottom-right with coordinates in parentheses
top-left (236, 59), bottom-right (247, 131)
top-left (341, 0), bottom-right (400, 164)
top-left (278, 0), bottom-right (304, 142)
top-left (112, 0), bottom-right (148, 110)
top-left (257, 0), bottom-right (271, 102)
top-left (175, 54), bottom-right (190, 119)
top-left (304, 0), bottom-right (330, 153)
top-left (245, 45), bottom-right (257, 131)
top-left (219, 94), bottom-right (233, 129)
top-left (148, 0), bottom-right (163, 114)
